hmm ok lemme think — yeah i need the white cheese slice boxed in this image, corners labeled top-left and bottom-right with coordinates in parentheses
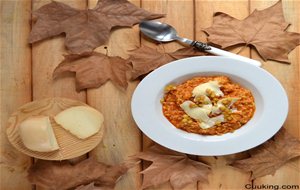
top-left (200, 95), bottom-right (212, 114)
top-left (180, 101), bottom-right (225, 129)
top-left (199, 115), bottom-right (225, 129)
top-left (192, 81), bottom-right (224, 98)
top-left (211, 97), bottom-right (240, 114)
top-left (19, 116), bottom-right (59, 152)
top-left (180, 81), bottom-right (235, 130)
top-left (180, 101), bottom-right (210, 122)
top-left (54, 106), bottom-right (104, 139)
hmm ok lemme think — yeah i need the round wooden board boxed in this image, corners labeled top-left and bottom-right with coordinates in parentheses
top-left (6, 97), bottom-right (104, 160)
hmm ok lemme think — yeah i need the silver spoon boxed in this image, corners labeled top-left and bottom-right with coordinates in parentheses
top-left (139, 21), bottom-right (261, 67)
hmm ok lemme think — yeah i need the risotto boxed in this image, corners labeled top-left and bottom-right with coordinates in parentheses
top-left (161, 76), bottom-right (255, 135)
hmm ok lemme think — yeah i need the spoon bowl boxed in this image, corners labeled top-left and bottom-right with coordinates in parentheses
top-left (140, 21), bottom-right (177, 42)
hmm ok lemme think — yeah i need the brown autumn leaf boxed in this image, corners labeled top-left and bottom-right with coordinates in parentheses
top-left (75, 183), bottom-right (103, 190)
top-left (28, 157), bottom-right (135, 190)
top-left (127, 46), bottom-right (207, 80)
top-left (204, 0), bottom-right (300, 63)
top-left (133, 144), bottom-right (211, 190)
top-left (230, 128), bottom-right (300, 180)
top-left (53, 52), bottom-right (129, 91)
top-left (29, 0), bottom-right (163, 54)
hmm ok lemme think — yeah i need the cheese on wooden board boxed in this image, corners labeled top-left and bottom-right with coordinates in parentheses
top-left (54, 106), bottom-right (104, 139)
top-left (19, 116), bottom-right (59, 152)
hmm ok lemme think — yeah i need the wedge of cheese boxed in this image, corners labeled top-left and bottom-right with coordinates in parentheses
top-left (19, 116), bottom-right (59, 152)
top-left (54, 106), bottom-right (104, 139)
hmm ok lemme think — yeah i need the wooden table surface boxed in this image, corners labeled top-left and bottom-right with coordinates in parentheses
top-left (1, 0), bottom-right (299, 190)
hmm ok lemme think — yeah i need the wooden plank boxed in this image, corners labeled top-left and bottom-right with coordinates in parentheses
top-left (31, 0), bottom-right (87, 189)
top-left (194, 1), bottom-right (251, 189)
top-left (87, 1), bottom-right (142, 190)
top-left (250, 0), bottom-right (300, 187)
top-left (31, 0), bottom-right (87, 153)
top-left (141, 1), bottom-right (196, 190)
top-left (0, 0), bottom-right (32, 189)
top-left (32, 0), bottom-right (86, 101)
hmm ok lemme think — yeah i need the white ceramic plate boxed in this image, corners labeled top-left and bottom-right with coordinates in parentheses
top-left (131, 56), bottom-right (288, 156)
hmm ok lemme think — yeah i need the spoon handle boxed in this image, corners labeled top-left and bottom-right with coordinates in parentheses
top-left (191, 41), bottom-right (261, 67)
top-left (191, 41), bottom-right (212, 51)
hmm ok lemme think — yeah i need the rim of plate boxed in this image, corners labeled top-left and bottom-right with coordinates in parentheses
top-left (131, 56), bottom-right (288, 156)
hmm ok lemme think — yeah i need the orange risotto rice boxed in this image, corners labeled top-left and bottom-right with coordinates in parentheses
top-left (161, 76), bottom-right (255, 135)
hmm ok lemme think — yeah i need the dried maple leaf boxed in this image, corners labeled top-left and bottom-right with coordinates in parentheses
top-left (127, 46), bottom-right (206, 79)
top-left (230, 128), bottom-right (300, 180)
top-left (29, 0), bottom-right (163, 54)
top-left (204, 1), bottom-right (300, 63)
top-left (75, 183), bottom-right (103, 190)
top-left (28, 157), bottom-right (135, 190)
top-left (133, 144), bottom-right (211, 190)
top-left (53, 52), bottom-right (129, 91)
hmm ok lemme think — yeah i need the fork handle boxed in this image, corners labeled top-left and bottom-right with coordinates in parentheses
top-left (192, 41), bottom-right (261, 67)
